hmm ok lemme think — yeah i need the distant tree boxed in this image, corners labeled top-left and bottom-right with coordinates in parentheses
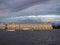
top-left (52, 25), bottom-right (60, 29)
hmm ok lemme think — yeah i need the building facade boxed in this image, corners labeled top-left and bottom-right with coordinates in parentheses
top-left (0, 23), bottom-right (53, 31)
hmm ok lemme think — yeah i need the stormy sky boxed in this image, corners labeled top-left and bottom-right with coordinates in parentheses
top-left (0, 0), bottom-right (60, 23)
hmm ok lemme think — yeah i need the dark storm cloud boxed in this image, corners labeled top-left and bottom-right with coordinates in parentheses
top-left (0, 0), bottom-right (49, 12)
top-left (0, 0), bottom-right (60, 23)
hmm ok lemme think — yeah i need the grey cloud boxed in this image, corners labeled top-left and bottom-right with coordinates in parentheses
top-left (0, 0), bottom-right (49, 12)
top-left (17, 0), bottom-right (60, 15)
top-left (0, 0), bottom-right (60, 18)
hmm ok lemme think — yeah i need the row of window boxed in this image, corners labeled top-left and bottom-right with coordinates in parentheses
top-left (0, 24), bottom-right (53, 30)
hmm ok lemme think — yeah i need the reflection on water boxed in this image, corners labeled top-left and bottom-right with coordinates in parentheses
top-left (0, 30), bottom-right (60, 45)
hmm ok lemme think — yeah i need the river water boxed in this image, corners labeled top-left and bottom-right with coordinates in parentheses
top-left (0, 30), bottom-right (60, 45)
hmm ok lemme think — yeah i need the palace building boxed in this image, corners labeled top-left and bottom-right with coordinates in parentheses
top-left (0, 23), bottom-right (53, 31)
